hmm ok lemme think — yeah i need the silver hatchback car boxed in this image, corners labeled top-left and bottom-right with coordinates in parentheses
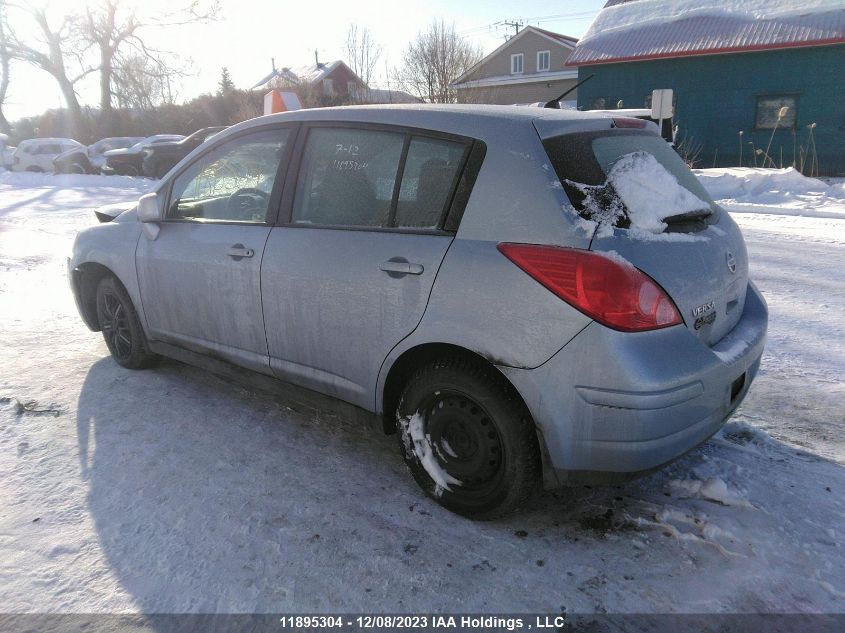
top-left (69, 105), bottom-right (767, 519)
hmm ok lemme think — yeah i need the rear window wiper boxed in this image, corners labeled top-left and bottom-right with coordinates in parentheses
top-left (663, 208), bottom-right (713, 224)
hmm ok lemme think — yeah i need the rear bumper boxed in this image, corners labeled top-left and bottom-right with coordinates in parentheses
top-left (501, 281), bottom-right (768, 487)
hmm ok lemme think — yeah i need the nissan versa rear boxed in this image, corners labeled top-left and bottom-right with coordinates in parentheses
top-left (68, 105), bottom-right (767, 519)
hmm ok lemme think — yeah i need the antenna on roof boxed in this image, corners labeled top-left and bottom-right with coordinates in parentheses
top-left (544, 73), bottom-right (594, 109)
top-left (271, 57), bottom-right (276, 72)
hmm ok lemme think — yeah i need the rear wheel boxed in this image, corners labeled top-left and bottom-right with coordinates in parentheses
top-left (396, 357), bottom-right (540, 519)
top-left (95, 277), bottom-right (159, 369)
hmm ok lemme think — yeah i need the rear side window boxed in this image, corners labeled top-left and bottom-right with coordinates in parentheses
top-left (292, 127), bottom-right (469, 231)
top-left (395, 137), bottom-right (465, 229)
top-left (543, 130), bottom-right (716, 233)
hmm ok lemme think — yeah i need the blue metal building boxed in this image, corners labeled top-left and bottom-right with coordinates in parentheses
top-left (568, 0), bottom-right (845, 176)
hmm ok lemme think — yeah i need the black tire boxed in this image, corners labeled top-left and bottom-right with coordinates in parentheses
top-left (396, 357), bottom-right (540, 519)
top-left (68, 162), bottom-right (86, 175)
top-left (95, 276), bottom-right (159, 369)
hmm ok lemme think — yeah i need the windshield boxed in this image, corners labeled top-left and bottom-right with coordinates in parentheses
top-left (543, 130), bottom-right (716, 234)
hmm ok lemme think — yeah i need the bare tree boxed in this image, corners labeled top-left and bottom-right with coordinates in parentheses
top-left (395, 20), bottom-right (481, 103)
top-left (0, 1), bottom-right (12, 134)
top-left (4, 1), bottom-right (93, 137)
top-left (82, 0), bottom-right (218, 116)
top-left (345, 24), bottom-right (381, 88)
top-left (110, 53), bottom-right (176, 111)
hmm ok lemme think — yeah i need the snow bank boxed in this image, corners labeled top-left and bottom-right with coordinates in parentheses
top-left (695, 167), bottom-right (838, 200)
top-left (695, 167), bottom-right (845, 219)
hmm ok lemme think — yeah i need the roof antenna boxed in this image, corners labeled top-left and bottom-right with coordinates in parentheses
top-left (544, 73), bottom-right (594, 109)
top-left (271, 57), bottom-right (276, 72)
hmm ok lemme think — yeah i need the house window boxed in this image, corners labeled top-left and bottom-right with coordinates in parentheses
top-left (755, 95), bottom-right (798, 129)
top-left (511, 53), bottom-right (524, 74)
top-left (347, 81), bottom-right (358, 97)
top-left (322, 79), bottom-right (334, 96)
top-left (537, 50), bottom-right (550, 72)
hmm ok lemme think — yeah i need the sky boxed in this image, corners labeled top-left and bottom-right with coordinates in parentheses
top-left (2, 0), bottom-right (606, 122)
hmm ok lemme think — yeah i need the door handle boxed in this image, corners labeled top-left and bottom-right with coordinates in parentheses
top-left (227, 244), bottom-right (254, 259)
top-left (379, 259), bottom-right (424, 276)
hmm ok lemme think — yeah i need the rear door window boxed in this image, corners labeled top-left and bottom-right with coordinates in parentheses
top-left (292, 128), bottom-right (404, 227)
top-left (291, 127), bottom-right (469, 231)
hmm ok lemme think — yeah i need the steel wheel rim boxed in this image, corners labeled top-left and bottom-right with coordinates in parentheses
top-left (421, 391), bottom-right (505, 494)
top-left (100, 291), bottom-right (132, 359)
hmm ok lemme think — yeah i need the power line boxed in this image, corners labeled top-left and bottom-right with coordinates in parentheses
top-left (457, 10), bottom-right (598, 38)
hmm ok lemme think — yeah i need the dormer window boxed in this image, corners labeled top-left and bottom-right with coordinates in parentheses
top-left (537, 50), bottom-right (550, 72)
top-left (511, 53), bottom-right (524, 74)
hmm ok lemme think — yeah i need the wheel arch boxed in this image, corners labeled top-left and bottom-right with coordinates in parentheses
top-left (379, 341), bottom-right (560, 489)
top-left (71, 262), bottom-right (131, 331)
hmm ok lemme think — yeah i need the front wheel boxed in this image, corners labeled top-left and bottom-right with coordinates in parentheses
top-left (396, 357), bottom-right (540, 519)
top-left (95, 277), bottom-right (159, 369)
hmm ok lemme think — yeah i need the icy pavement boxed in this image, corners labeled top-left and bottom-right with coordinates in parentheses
top-left (0, 171), bottom-right (843, 613)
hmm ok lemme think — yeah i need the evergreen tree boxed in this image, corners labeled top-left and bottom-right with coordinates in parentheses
top-left (218, 67), bottom-right (235, 95)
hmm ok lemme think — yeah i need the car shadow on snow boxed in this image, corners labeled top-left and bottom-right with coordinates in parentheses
top-left (75, 356), bottom-right (845, 613)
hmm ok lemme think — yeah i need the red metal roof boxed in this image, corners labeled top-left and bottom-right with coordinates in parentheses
top-left (532, 26), bottom-right (579, 47)
top-left (568, 0), bottom-right (845, 66)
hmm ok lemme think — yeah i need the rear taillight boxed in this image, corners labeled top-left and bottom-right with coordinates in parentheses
top-left (497, 243), bottom-right (682, 332)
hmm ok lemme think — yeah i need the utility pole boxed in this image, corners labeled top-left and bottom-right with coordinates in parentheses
top-left (501, 20), bottom-right (523, 37)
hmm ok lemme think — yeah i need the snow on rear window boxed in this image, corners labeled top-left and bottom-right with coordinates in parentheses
top-left (544, 131), bottom-right (715, 234)
top-left (606, 151), bottom-right (711, 234)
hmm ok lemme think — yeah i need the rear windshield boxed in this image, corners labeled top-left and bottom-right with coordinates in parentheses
top-left (543, 130), bottom-right (716, 233)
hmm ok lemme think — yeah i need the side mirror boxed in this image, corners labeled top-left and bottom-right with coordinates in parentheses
top-left (137, 192), bottom-right (163, 240)
top-left (137, 192), bottom-right (162, 223)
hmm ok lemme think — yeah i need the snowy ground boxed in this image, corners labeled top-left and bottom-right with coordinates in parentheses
top-left (0, 169), bottom-right (843, 614)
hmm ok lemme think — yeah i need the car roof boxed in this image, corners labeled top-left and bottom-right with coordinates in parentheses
top-left (220, 104), bottom-right (627, 144)
top-left (21, 137), bottom-right (81, 145)
top-left (262, 103), bottom-right (605, 122)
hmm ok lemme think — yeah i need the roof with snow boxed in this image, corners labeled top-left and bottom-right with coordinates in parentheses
top-left (252, 60), bottom-right (355, 90)
top-left (568, 0), bottom-right (845, 66)
top-left (356, 88), bottom-right (423, 104)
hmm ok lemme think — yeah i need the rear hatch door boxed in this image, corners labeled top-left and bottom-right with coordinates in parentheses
top-left (540, 126), bottom-right (748, 345)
